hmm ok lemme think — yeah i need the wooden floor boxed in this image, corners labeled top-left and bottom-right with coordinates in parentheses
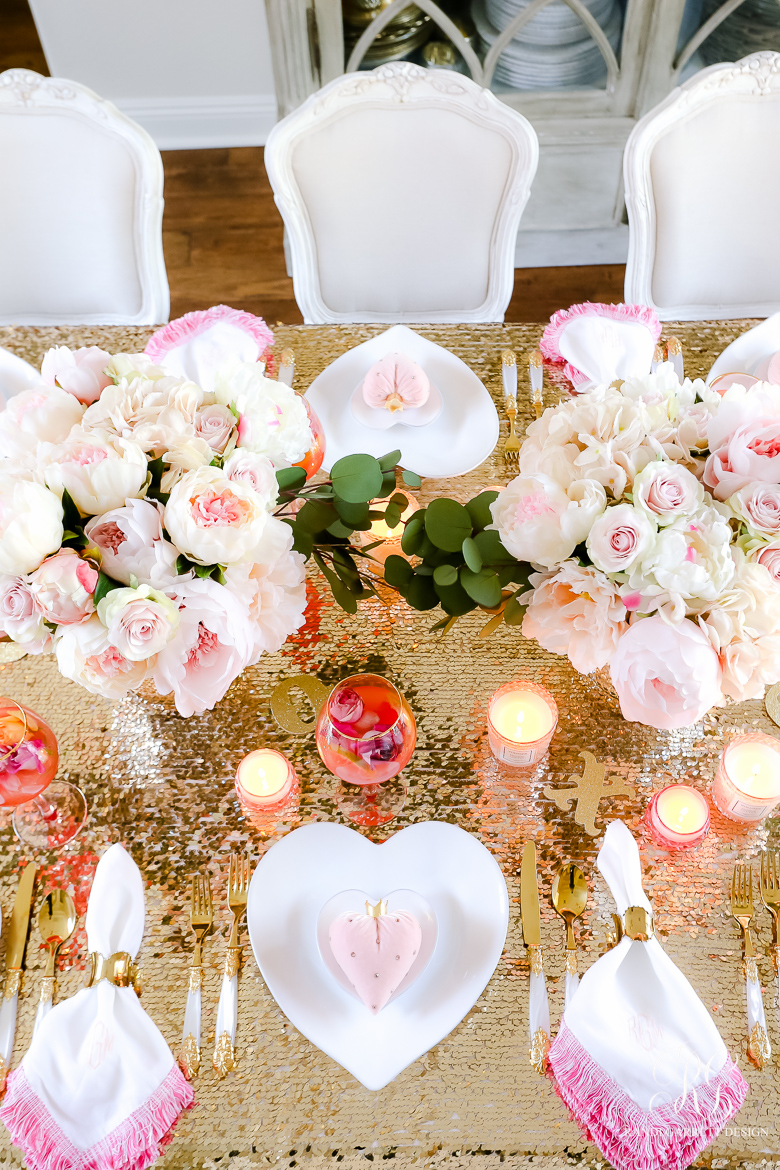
top-left (3, 0), bottom-right (626, 325)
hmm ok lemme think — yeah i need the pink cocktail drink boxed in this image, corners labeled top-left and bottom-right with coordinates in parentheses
top-left (0, 700), bottom-right (58, 808)
top-left (316, 675), bottom-right (416, 786)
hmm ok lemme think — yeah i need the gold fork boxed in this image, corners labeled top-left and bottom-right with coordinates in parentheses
top-left (213, 853), bottom-right (250, 1077)
top-left (732, 862), bottom-right (771, 1069)
top-left (503, 398), bottom-right (521, 468)
top-left (760, 850), bottom-right (780, 977)
top-left (179, 872), bottom-right (212, 1079)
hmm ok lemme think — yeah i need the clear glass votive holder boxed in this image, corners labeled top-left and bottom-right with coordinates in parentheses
top-left (712, 732), bottom-right (780, 823)
top-left (487, 680), bottom-right (558, 768)
top-left (235, 749), bottom-right (297, 812)
top-left (645, 785), bottom-right (710, 850)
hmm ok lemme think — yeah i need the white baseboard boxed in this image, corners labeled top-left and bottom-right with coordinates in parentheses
top-left (113, 94), bottom-right (277, 150)
top-left (515, 226), bottom-right (629, 268)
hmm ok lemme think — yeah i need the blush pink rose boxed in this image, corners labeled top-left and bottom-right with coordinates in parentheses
top-left (194, 404), bottom-right (237, 454)
top-left (757, 541), bottom-right (780, 585)
top-left (730, 482), bottom-right (780, 537)
top-left (28, 549), bottom-right (98, 625)
top-left (586, 503), bottom-right (656, 574)
top-left (41, 346), bottom-right (113, 405)
top-left (610, 615), bottom-right (722, 729)
top-left (704, 383), bottom-right (780, 500)
top-left (0, 575), bottom-right (51, 652)
top-left (98, 585), bottom-right (180, 661)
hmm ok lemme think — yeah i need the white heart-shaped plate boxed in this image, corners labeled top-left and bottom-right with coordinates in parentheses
top-left (305, 325), bottom-right (499, 478)
top-left (247, 821), bottom-right (508, 1090)
top-left (317, 888), bottom-right (437, 1006)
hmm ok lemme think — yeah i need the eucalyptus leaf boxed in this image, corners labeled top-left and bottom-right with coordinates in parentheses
top-left (433, 578), bottom-right (477, 616)
top-left (461, 536), bottom-right (482, 573)
top-left (401, 510), bottom-right (426, 555)
top-left (326, 519), bottom-right (355, 540)
top-left (276, 466), bottom-right (307, 493)
top-left (473, 528), bottom-right (517, 565)
top-left (425, 498), bottom-right (473, 553)
top-left (402, 469), bottom-right (422, 488)
top-left (378, 470), bottom-right (397, 498)
top-left (433, 564), bottom-right (458, 587)
top-left (430, 615), bottom-right (458, 635)
top-left (390, 493), bottom-right (409, 508)
top-left (378, 450), bottom-right (402, 471)
top-left (334, 498), bottom-right (371, 528)
top-left (383, 555), bottom-right (413, 590)
top-left (503, 593), bottom-right (526, 626)
top-left (297, 499), bottom-right (339, 533)
top-left (406, 574), bottom-right (439, 611)
top-left (460, 567), bottom-right (502, 608)
top-left (382, 502), bottom-right (402, 530)
top-left (289, 525), bottom-right (314, 558)
top-left (479, 612), bottom-right (505, 638)
top-left (465, 490), bottom-right (500, 532)
top-left (331, 453), bottom-right (384, 503)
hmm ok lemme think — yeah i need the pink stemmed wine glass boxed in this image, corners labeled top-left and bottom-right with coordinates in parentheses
top-left (0, 698), bottom-right (87, 850)
top-left (316, 674), bottom-right (416, 826)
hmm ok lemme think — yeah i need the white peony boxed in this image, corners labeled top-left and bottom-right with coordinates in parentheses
top-left (490, 473), bottom-right (607, 569)
top-left (632, 460), bottom-right (704, 526)
top-left (55, 613), bottom-right (149, 700)
top-left (160, 435), bottom-right (213, 493)
top-left (630, 504), bottom-right (734, 608)
top-left (0, 385), bottom-right (83, 457)
top-left (104, 353), bottom-right (167, 383)
top-left (82, 374), bottom-right (204, 456)
top-left (42, 427), bottom-right (148, 516)
top-left (164, 465), bottom-right (269, 567)
top-left (85, 499), bottom-right (179, 588)
top-left (97, 584), bottom-right (180, 661)
top-left (224, 528), bottom-right (307, 659)
top-left (216, 359), bottom-right (312, 466)
top-left (0, 475), bottom-right (63, 575)
top-left (521, 561), bottom-right (627, 673)
top-left (586, 503), bottom-right (656, 575)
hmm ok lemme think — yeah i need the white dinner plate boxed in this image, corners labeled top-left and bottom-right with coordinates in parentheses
top-left (708, 311), bottom-right (780, 384)
top-left (316, 887), bottom-right (437, 1006)
top-left (305, 325), bottom-right (499, 478)
top-left (247, 821), bottom-right (509, 1090)
top-left (0, 346), bottom-right (39, 404)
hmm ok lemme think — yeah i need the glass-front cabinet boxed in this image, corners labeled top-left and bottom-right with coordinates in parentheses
top-left (263, 0), bottom-right (780, 266)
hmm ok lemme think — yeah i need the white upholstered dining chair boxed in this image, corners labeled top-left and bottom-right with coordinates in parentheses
top-left (624, 51), bottom-right (780, 321)
top-left (264, 62), bottom-right (538, 324)
top-left (0, 69), bottom-right (168, 325)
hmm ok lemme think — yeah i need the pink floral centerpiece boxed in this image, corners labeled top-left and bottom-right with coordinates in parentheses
top-left (0, 316), bottom-right (315, 717)
top-left (490, 365), bottom-right (780, 729)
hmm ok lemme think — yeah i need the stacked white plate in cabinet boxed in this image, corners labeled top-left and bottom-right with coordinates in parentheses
top-left (473, 0), bottom-right (623, 89)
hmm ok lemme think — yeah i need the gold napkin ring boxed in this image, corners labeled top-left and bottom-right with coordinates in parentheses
top-left (87, 950), bottom-right (140, 991)
top-left (623, 906), bottom-right (654, 941)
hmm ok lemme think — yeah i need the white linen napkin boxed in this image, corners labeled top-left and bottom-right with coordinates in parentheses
top-left (144, 305), bottom-right (273, 394)
top-left (0, 844), bottom-right (193, 1170)
top-left (0, 346), bottom-right (39, 404)
top-left (548, 822), bottom-right (747, 1170)
top-left (540, 303), bottom-right (661, 391)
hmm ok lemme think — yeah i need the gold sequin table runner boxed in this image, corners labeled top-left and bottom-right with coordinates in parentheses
top-left (0, 321), bottom-right (778, 1170)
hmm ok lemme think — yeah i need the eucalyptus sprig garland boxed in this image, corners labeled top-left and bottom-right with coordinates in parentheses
top-left (277, 451), bottom-right (530, 633)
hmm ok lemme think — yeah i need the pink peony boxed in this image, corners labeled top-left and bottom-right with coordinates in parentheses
top-left (28, 549), bottom-right (97, 625)
top-left (54, 614), bottom-right (148, 700)
top-left (85, 499), bottom-right (178, 588)
top-left (610, 615), bottom-right (722, 729)
top-left (41, 346), bottom-right (113, 404)
top-left (152, 577), bottom-right (254, 716)
top-left (704, 383), bottom-right (780, 500)
top-left (522, 562), bottom-right (627, 673)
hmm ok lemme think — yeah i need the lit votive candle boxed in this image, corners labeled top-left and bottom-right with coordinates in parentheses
top-left (236, 749), bottom-right (296, 810)
top-left (646, 784), bottom-right (710, 850)
top-left (487, 680), bottom-right (558, 767)
top-left (712, 732), bottom-right (780, 822)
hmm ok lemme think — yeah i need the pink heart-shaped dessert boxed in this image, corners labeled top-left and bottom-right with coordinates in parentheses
top-left (361, 353), bottom-right (430, 412)
top-left (329, 906), bottom-right (422, 1014)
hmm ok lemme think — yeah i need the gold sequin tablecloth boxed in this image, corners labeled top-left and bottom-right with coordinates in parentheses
top-left (1, 320), bottom-right (780, 1170)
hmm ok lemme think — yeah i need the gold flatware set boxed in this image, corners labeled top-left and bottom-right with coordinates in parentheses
top-left (179, 853), bottom-right (250, 1081)
top-left (730, 852), bottom-right (780, 1068)
top-left (501, 349), bottom-right (544, 468)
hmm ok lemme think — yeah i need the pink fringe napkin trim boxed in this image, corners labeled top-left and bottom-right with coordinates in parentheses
top-left (540, 301), bottom-right (662, 387)
top-left (145, 304), bottom-right (274, 369)
top-left (0, 1062), bottom-right (194, 1170)
top-left (548, 1022), bottom-right (747, 1170)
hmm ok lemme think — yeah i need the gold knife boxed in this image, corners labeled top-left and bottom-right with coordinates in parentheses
top-left (520, 842), bottom-right (550, 1073)
top-left (0, 862), bottom-right (36, 1088)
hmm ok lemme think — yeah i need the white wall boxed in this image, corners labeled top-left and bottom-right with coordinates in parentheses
top-left (28, 0), bottom-right (278, 149)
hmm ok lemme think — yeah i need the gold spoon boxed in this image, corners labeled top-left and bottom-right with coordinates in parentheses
top-left (551, 864), bottom-right (588, 989)
top-left (37, 890), bottom-right (78, 1014)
